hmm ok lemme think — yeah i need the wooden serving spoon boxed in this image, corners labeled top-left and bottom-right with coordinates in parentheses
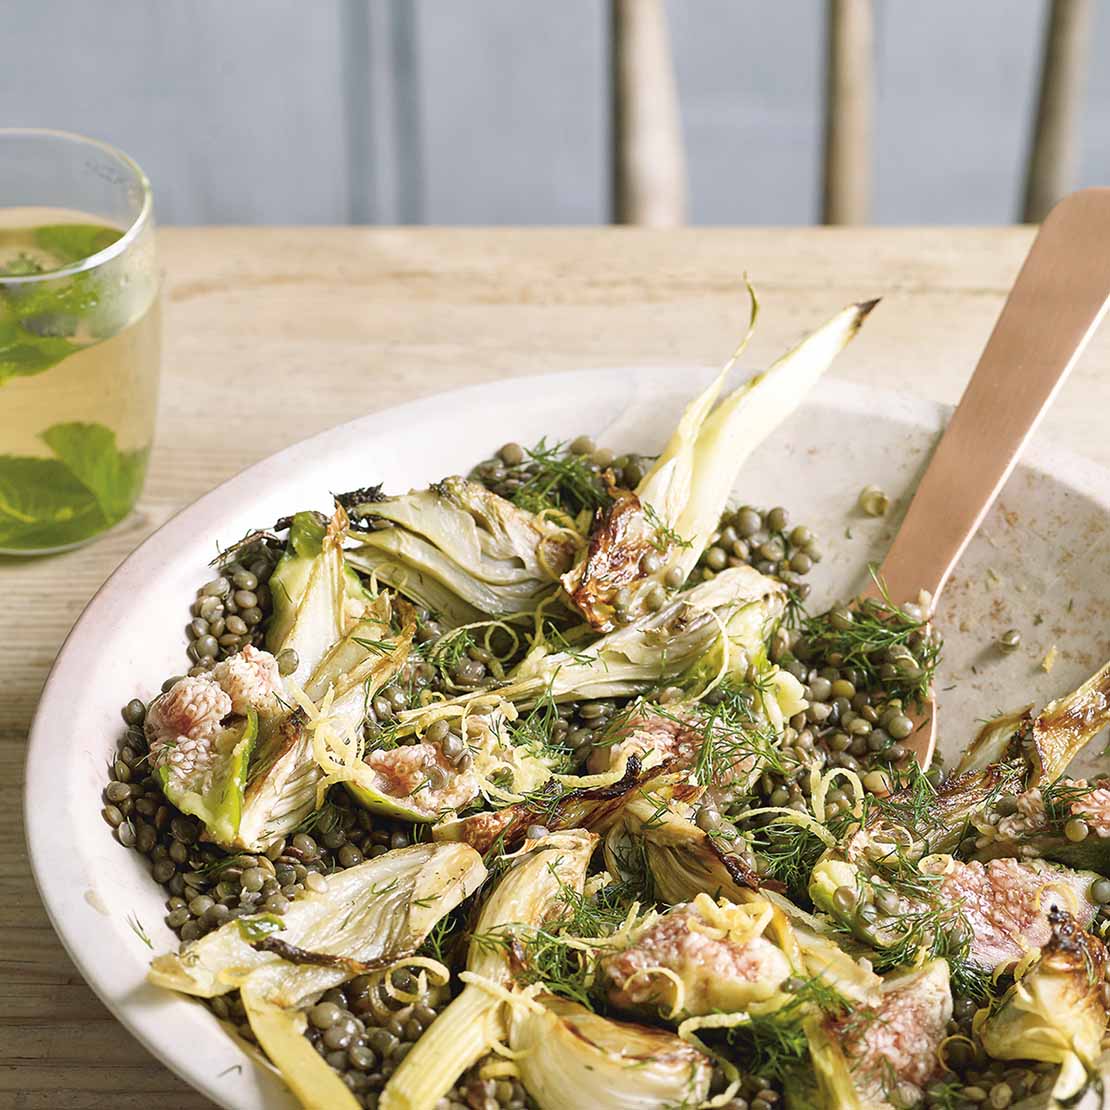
top-left (862, 188), bottom-right (1110, 769)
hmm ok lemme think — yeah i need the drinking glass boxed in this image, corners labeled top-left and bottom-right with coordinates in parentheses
top-left (0, 128), bottom-right (160, 554)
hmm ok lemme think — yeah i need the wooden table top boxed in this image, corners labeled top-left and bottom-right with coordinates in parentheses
top-left (7, 226), bottom-right (1110, 1107)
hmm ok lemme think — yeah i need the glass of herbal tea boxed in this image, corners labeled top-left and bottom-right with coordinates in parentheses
top-left (0, 129), bottom-right (160, 554)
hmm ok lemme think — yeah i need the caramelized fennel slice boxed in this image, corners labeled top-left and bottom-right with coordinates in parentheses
top-left (148, 842), bottom-right (485, 998)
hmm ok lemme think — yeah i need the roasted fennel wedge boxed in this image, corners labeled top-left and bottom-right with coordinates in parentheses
top-left (977, 910), bottom-right (1110, 1101)
top-left (234, 506), bottom-right (359, 848)
top-left (148, 841), bottom-right (485, 997)
top-left (265, 509), bottom-right (350, 687)
top-left (509, 994), bottom-right (714, 1110)
top-left (149, 843), bottom-right (484, 1109)
top-left (235, 842), bottom-right (481, 1110)
top-left (953, 658), bottom-right (1110, 786)
top-left (344, 548), bottom-right (484, 629)
top-left (604, 787), bottom-right (761, 904)
top-left (562, 298), bottom-right (877, 631)
top-left (344, 476), bottom-right (577, 620)
top-left (397, 563), bottom-right (786, 722)
top-left (380, 830), bottom-right (596, 1110)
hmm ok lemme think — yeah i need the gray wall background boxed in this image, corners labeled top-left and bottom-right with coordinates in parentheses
top-left (3, 1), bottom-right (1108, 226)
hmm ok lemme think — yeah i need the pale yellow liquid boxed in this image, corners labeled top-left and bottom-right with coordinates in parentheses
top-left (0, 207), bottom-right (160, 552)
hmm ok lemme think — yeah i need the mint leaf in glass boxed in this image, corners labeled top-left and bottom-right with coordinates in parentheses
top-left (33, 223), bottom-right (122, 265)
top-left (0, 455), bottom-right (102, 549)
top-left (41, 422), bottom-right (148, 525)
top-left (0, 223), bottom-right (124, 385)
top-left (0, 422), bottom-right (148, 551)
top-left (0, 314), bottom-right (78, 384)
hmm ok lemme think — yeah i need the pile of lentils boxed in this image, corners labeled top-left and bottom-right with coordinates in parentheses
top-left (104, 527), bottom-right (546, 1110)
top-left (103, 691), bottom-right (776, 1110)
top-left (99, 462), bottom-right (941, 1108)
top-left (732, 620), bottom-right (940, 824)
top-left (184, 538), bottom-right (282, 675)
top-left (470, 435), bottom-right (653, 508)
top-left (696, 504), bottom-right (821, 603)
top-left (299, 969), bottom-right (517, 1110)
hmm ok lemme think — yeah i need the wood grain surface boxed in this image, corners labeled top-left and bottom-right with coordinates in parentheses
top-left (6, 226), bottom-right (1110, 1108)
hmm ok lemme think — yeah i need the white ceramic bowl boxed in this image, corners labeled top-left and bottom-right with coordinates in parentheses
top-left (25, 369), bottom-right (1110, 1108)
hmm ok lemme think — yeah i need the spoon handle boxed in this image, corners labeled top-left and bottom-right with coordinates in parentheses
top-left (870, 188), bottom-right (1110, 609)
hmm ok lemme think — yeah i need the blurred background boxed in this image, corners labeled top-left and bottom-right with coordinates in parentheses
top-left (4, 0), bottom-right (1106, 226)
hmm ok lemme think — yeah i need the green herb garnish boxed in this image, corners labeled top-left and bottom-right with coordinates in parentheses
top-left (0, 422), bottom-right (148, 550)
top-left (475, 868), bottom-right (636, 1010)
top-left (0, 223), bottom-right (124, 384)
top-left (643, 501), bottom-right (692, 552)
top-left (509, 684), bottom-right (575, 773)
top-left (745, 822), bottom-right (828, 903)
top-left (724, 976), bottom-right (850, 1083)
top-left (126, 912), bottom-right (153, 949)
top-left (799, 570), bottom-right (940, 708)
top-left (504, 438), bottom-right (611, 517)
top-left (353, 636), bottom-right (398, 655)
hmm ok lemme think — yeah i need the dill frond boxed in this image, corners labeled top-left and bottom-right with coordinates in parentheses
top-left (420, 906), bottom-right (468, 965)
top-left (352, 635), bottom-right (398, 655)
top-left (509, 685), bottom-right (576, 773)
top-left (800, 571), bottom-right (941, 708)
top-left (472, 867), bottom-right (639, 1010)
top-left (606, 832), bottom-right (658, 907)
top-left (691, 681), bottom-right (789, 784)
top-left (540, 621), bottom-right (596, 666)
top-left (745, 822), bottom-right (828, 903)
top-left (426, 627), bottom-right (480, 683)
top-left (869, 762), bottom-right (945, 837)
top-left (1040, 776), bottom-right (1101, 824)
top-left (503, 438), bottom-right (612, 517)
top-left (722, 977), bottom-right (850, 1083)
top-left (643, 501), bottom-right (693, 552)
top-left (126, 912), bottom-right (153, 949)
top-left (649, 677), bottom-right (789, 788)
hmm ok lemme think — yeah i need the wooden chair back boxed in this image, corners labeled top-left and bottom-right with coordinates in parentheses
top-left (610, 0), bottom-right (1092, 226)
